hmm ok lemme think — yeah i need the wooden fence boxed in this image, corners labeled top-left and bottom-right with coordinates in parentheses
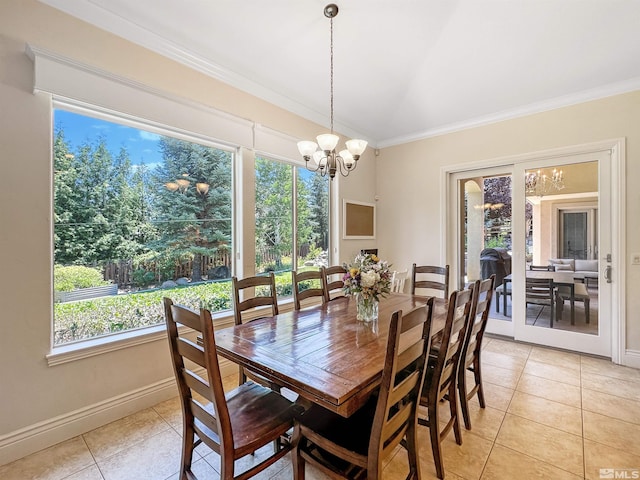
top-left (103, 245), bottom-right (312, 287)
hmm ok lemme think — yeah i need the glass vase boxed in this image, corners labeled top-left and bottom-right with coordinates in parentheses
top-left (356, 293), bottom-right (379, 322)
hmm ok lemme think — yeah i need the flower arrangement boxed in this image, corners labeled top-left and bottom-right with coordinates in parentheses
top-left (342, 253), bottom-right (392, 301)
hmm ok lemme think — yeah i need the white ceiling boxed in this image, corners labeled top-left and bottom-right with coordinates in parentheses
top-left (40, 0), bottom-right (640, 148)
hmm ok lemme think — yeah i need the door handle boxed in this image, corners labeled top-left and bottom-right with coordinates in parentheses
top-left (605, 265), bottom-right (612, 283)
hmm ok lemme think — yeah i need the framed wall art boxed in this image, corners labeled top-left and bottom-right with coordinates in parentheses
top-left (343, 199), bottom-right (376, 239)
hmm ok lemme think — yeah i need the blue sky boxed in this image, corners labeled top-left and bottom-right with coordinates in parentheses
top-left (54, 109), bottom-right (162, 166)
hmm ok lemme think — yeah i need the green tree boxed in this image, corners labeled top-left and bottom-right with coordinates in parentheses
top-left (53, 130), bottom-right (81, 264)
top-left (255, 158), bottom-right (293, 271)
top-left (54, 130), bottom-right (150, 267)
top-left (306, 172), bottom-right (329, 251)
top-left (150, 137), bottom-right (232, 281)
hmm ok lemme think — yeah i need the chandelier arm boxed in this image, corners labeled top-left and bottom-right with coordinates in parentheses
top-left (304, 156), bottom-right (329, 177)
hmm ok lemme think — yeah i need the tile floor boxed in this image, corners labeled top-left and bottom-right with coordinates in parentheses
top-left (2, 336), bottom-right (640, 480)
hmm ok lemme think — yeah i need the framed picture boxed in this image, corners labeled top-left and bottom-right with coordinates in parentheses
top-left (343, 199), bottom-right (376, 239)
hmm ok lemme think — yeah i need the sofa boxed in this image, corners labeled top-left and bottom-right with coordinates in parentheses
top-left (548, 258), bottom-right (599, 287)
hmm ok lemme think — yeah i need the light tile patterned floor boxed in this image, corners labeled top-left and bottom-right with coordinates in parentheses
top-left (2, 337), bottom-right (640, 480)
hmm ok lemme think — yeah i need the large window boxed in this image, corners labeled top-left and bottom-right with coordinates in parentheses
top-left (53, 108), bottom-right (234, 345)
top-left (254, 157), bottom-right (329, 296)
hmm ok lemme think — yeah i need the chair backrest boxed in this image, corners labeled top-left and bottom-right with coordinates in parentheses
top-left (460, 276), bottom-right (495, 372)
top-left (368, 298), bottom-right (434, 478)
top-left (292, 269), bottom-right (326, 310)
top-left (411, 264), bottom-right (450, 299)
top-left (391, 270), bottom-right (408, 293)
top-left (232, 273), bottom-right (279, 325)
top-left (530, 264), bottom-right (555, 271)
top-left (427, 287), bottom-right (474, 404)
top-left (321, 265), bottom-right (347, 302)
top-left (525, 277), bottom-right (554, 303)
top-left (163, 298), bottom-right (232, 453)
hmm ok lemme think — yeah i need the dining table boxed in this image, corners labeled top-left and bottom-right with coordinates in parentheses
top-left (215, 293), bottom-right (447, 418)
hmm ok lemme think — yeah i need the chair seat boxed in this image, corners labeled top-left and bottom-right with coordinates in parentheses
top-left (196, 381), bottom-right (301, 455)
top-left (228, 382), bottom-right (301, 453)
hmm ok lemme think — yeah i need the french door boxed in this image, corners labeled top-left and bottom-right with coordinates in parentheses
top-left (447, 146), bottom-right (617, 357)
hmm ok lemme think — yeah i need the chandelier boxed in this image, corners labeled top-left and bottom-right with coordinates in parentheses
top-left (525, 168), bottom-right (564, 196)
top-left (165, 173), bottom-right (209, 195)
top-left (297, 4), bottom-right (367, 180)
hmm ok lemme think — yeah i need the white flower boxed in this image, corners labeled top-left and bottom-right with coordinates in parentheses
top-left (361, 270), bottom-right (377, 288)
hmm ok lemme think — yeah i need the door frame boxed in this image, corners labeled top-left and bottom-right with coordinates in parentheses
top-left (441, 138), bottom-right (626, 364)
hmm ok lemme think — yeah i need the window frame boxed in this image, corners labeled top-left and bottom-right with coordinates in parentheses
top-left (50, 99), bottom-right (238, 359)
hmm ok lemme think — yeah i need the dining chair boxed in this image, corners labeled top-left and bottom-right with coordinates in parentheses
top-left (525, 277), bottom-right (559, 328)
top-left (321, 265), bottom-right (347, 302)
top-left (292, 269), bottom-right (326, 310)
top-left (418, 286), bottom-right (474, 480)
top-left (458, 275), bottom-right (495, 430)
top-left (391, 269), bottom-right (408, 293)
top-left (411, 263), bottom-right (450, 299)
top-left (163, 298), bottom-right (301, 480)
top-left (292, 298), bottom-right (435, 480)
top-left (232, 273), bottom-right (280, 389)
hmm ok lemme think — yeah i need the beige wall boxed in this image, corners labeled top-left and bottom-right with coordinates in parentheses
top-left (2, 0), bottom-right (639, 467)
top-left (0, 0), bottom-right (376, 464)
top-left (376, 91), bottom-right (640, 353)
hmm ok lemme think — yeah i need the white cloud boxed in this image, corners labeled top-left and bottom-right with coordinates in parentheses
top-left (139, 131), bottom-right (161, 141)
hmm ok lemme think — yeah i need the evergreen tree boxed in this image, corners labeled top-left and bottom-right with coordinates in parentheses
top-left (255, 158), bottom-right (293, 271)
top-left (307, 172), bottom-right (330, 252)
top-left (150, 137), bottom-right (232, 281)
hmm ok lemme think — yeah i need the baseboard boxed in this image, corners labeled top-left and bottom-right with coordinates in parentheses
top-left (0, 356), bottom-right (237, 467)
top-left (622, 349), bottom-right (640, 369)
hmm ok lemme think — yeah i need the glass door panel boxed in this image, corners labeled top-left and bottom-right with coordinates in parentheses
top-left (513, 154), bottom-right (611, 356)
top-left (450, 168), bottom-right (513, 337)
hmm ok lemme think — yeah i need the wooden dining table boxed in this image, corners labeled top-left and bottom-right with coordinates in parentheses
top-left (215, 293), bottom-right (447, 417)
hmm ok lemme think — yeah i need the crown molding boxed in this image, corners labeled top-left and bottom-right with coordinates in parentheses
top-left (377, 77), bottom-right (640, 148)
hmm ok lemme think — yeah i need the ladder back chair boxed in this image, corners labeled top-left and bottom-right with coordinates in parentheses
top-left (232, 273), bottom-right (280, 389)
top-left (412, 264), bottom-right (450, 299)
top-left (163, 298), bottom-right (300, 480)
top-left (292, 269), bottom-right (326, 310)
top-left (292, 299), bottom-right (435, 480)
top-left (418, 286), bottom-right (474, 479)
top-left (458, 275), bottom-right (495, 430)
top-left (525, 277), bottom-right (559, 328)
top-left (321, 265), bottom-right (347, 302)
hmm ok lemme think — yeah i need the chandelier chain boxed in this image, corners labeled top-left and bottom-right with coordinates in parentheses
top-left (330, 15), bottom-right (334, 134)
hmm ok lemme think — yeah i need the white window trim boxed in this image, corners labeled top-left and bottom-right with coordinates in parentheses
top-left (30, 43), bottom-right (319, 359)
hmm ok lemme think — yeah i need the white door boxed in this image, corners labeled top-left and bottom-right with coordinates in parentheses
top-left (511, 150), bottom-right (612, 356)
top-left (446, 144), bottom-right (618, 358)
